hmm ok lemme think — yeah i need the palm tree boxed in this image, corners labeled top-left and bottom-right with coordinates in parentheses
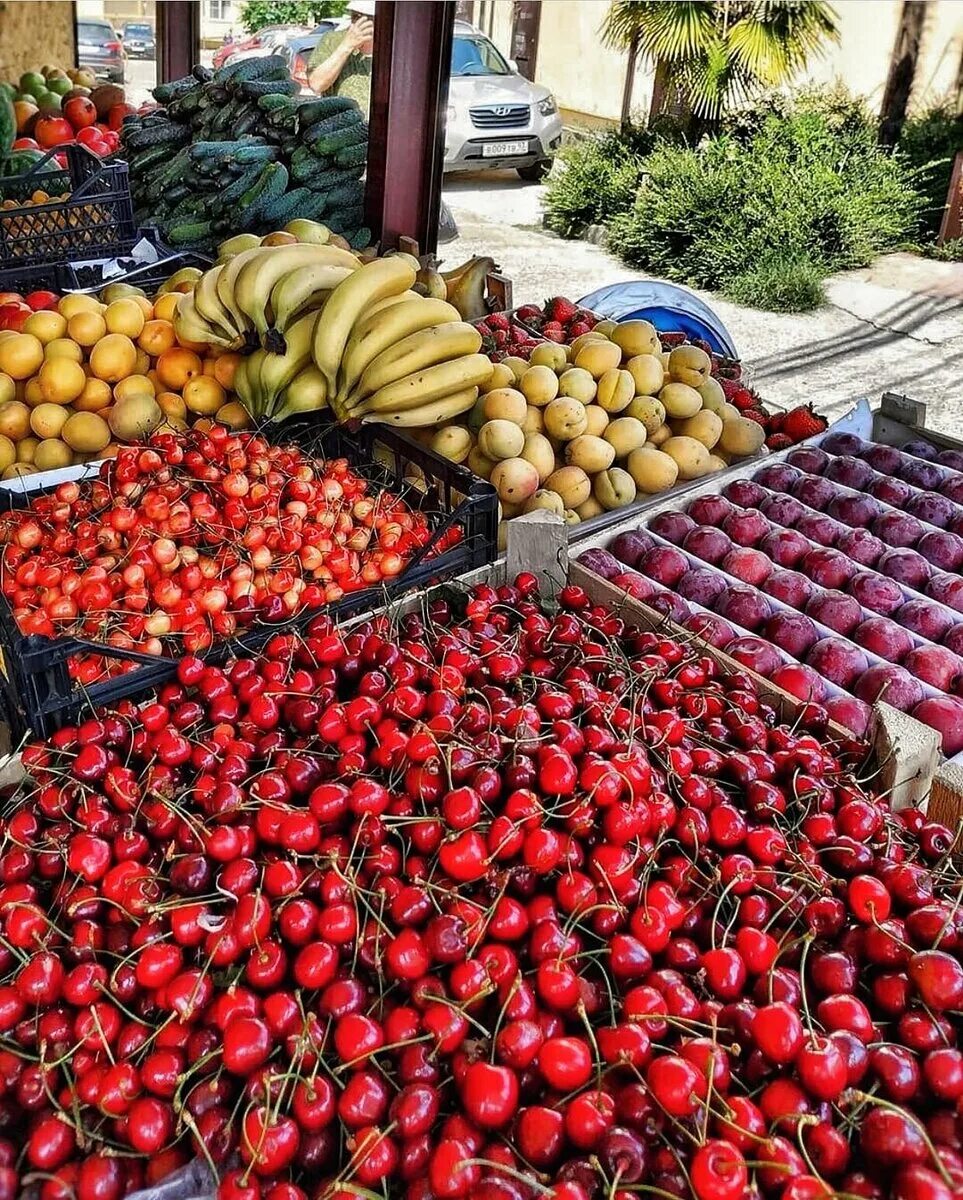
top-left (603, 0), bottom-right (839, 126)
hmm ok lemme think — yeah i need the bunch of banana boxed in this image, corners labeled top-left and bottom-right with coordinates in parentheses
top-left (233, 308), bottom-right (324, 420)
top-left (315, 257), bottom-right (494, 427)
top-left (173, 241), bottom-right (361, 354)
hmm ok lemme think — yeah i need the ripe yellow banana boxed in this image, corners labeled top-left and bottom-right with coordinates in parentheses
top-left (215, 247), bottom-right (263, 337)
top-left (234, 244), bottom-right (362, 342)
top-left (272, 365), bottom-right (328, 423)
top-left (193, 265), bottom-right (244, 346)
top-left (173, 292), bottom-right (234, 349)
top-left (363, 290), bottom-right (420, 320)
top-left (360, 387), bottom-right (479, 427)
top-left (313, 257), bottom-right (418, 394)
top-left (338, 296), bottom-right (460, 401)
top-left (351, 322), bottom-right (482, 405)
top-left (258, 311), bottom-right (321, 413)
top-left (268, 262), bottom-right (357, 345)
top-left (348, 354), bottom-right (493, 418)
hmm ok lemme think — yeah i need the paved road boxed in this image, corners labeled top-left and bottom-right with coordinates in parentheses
top-left (443, 170), bottom-right (963, 437)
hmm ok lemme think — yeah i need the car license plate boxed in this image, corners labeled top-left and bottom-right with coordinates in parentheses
top-left (483, 140), bottom-right (528, 158)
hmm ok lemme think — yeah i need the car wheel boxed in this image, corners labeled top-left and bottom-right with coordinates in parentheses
top-left (517, 160), bottom-right (551, 183)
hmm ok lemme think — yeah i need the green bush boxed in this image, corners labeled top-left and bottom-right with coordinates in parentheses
top-left (542, 125), bottom-right (660, 237)
top-left (723, 253), bottom-right (826, 311)
top-left (899, 104), bottom-right (963, 239)
top-left (922, 237), bottom-right (963, 262)
top-left (605, 102), bottom-right (923, 305)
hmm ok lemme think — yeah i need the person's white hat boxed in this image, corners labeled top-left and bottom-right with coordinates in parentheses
top-left (348, 0), bottom-right (375, 15)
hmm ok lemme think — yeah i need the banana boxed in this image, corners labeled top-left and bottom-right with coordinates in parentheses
top-left (272, 365), bottom-right (328, 423)
top-left (268, 262), bottom-right (357, 346)
top-left (257, 311), bottom-right (321, 414)
top-left (443, 255), bottom-right (497, 321)
top-left (362, 290), bottom-right (420, 320)
top-left (234, 244), bottom-right (362, 342)
top-left (193, 265), bottom-right (244, 347)
top-left (233, 355), bottom-right (258, 418)
top-left (414, 255), bottom-right (447, 300)
top-left (237, 349), bottom-right (269, 419)
top-left (215, 247), bottom-right (263, 337)
top-left (351, 322), bottom-right (482, 405)
top-left (360, 387), bottom-right (479, 427)
top-left (338, 296), bottom-right (460, 402)
top-left (173, 292), bottom-right (233, 349)
top-left (347, 354), bottom-right (493, 418)
top-left (313, 257), bottom-right (418, 395)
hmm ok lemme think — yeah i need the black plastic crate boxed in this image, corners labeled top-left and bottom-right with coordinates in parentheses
top-left (0, 144), bottom-right (136, 268)
top-left (0, 422), bottom-right (497, 738)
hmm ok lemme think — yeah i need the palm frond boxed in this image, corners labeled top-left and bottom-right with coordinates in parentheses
top-left (602, 0), bottom-right (717, 62)
top-left (728, 1), bottom-right (839, 82)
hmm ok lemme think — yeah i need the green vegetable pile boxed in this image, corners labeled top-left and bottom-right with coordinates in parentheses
top-left (121, 57), bottom-right (368, 252)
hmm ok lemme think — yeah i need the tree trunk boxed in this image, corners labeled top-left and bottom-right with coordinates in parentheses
top-left (648, 57), bottom-right (670, 123)
top-left (620, 28), bottom-right (640, 129)
top-left (879, 0), bottom-right (929, 146)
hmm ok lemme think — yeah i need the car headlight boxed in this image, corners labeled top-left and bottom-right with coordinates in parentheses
top-left (537, 95), bottom-right (557, 117)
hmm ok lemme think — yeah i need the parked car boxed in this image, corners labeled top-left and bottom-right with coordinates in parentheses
top-left (120, 22), bottom-right (154, 59)
top-left (444, 20), bottom-right (562, 181)
top-left (213, 24), bottom-right (310, 70)
top-left (282, 23), bottom-right (337, 92)
top-left (77, 18), bottom-right (125, 84)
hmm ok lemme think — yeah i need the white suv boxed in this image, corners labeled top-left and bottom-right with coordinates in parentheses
top-left (444, 21), bottom-right (563, 181)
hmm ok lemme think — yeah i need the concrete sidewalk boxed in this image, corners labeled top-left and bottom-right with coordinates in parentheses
top-left (443, 172), bottom-right (963, 438)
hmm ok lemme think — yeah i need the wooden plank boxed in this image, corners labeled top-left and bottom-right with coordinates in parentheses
top-left (487, 272), bottom-right (513, 313)
top-left (506, 512), bottom-right (567, 600)
top-left (929, 764), bottom-right (963, 841)
top-left (156, 1), bottom-right (199, 83)
top-left (938, 149), bottom-right (963, 245)
top-left (366, 2), bottom-right (455, 252)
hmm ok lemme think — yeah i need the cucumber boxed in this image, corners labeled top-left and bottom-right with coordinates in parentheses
top-left (334, 142), bottom-right (367, 169)
top-left (125, 123), bottom-right (189, 151)
top-left (258, 185), bottom-right (315, 226)
top-left (152, 75), bottom-right (197, 103)
top-left (323, 178), bottom-right (364, 211)
top-left (348, 226), bottom-right (372, 250)
top-left (298, 95), bottom-right (359, 128)
top-left (240, 78), bottom-right (299, 99)
top-left (303, 107), bottom-right (362, 145)
top-left (167, 219), bottom-right (214, 245)
top-left (220, 54), bottom-right (289, 85)
top-left (326, 207), bottom-right (365, 235)
top-left (210, 163), bottom-right (265, 214)
top-left (236, 161), bottom-right (289, 228)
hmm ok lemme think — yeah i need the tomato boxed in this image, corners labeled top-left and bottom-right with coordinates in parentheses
top-left (75, 126), bottom-right (102, 148)
top-left (108, 102), bottom-right (136, 131)
top-left (33, 116), bottom-right (74, 149)
top-left (10, 137), bottom-right (39, 151)
top-left (63, 96), bottom-right (96, 131)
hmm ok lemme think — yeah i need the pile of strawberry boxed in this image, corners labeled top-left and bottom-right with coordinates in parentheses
top-left (472, 311), bottom-right (542, 363)
top-left (515, 296), bottom-right (600, 343)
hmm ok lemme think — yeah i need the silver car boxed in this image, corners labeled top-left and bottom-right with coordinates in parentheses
top-left (445, 21), bottom-right (563, 181)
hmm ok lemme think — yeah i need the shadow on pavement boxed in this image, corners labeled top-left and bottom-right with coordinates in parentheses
top-left (753, 295), bottom-right (963, 379)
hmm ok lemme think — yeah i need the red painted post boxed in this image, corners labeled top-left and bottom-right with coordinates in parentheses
top-left (366, 1), bottom-right (456, 253)
top-left (156, 1), bottom-right (199, 84)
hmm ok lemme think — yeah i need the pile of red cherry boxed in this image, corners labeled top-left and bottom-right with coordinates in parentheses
top-left (1, 576), bottom-right (961, 1200)
top-left (0, 424), bottom-right (437, 685)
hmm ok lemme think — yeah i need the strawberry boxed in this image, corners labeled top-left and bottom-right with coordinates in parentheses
top-left (475, 321), bottom-right (491, 337)
top-left (768, 411), bottom-right (786, 433)
top-left (732, 387), bottom-right (756, 411)
top-left (541, 320), bottom-right (565, 337)
top-left (742, 408), bottom-right (770, 427)
top-left (781, 404), bottom-right (828, 442)
top-left (544, 296), bottom-right (578, 324)
top-left (718, 378), bottom-right (741, 399)
top-left (766, 433), bottom-right (793, 451)
top-left (516, 304), bottom-right (542, 324)
top-left (567, 321), bottom-right (593, 339)
top-left (491, 329), bottom-right (509, 347)
top-left (692, 338), bottom-right (713, 355)
top-left (487, 312), bottom-right (510, 331)
top-left (660, 332), bottom-right (686, 347)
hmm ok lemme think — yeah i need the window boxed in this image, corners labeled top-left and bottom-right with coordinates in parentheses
top-left (206, 0), bottom-right (233, 20)
top-left (451, 36), bottom-right (510, 76)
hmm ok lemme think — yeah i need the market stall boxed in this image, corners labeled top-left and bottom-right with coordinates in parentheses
top-left (0, 6), bottom-right (958, 1200)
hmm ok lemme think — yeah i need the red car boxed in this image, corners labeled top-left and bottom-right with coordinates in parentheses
top-left (213, 24), bottom-right (309, 69)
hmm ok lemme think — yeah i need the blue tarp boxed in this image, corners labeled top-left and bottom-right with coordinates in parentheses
top-left (578, 280), bottom-right (738, 359)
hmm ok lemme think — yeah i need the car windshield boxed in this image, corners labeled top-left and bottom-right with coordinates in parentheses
top-left (125, 25), bottom-right (151, 36)
top-left (451, 35), bottom-right (510, 76)
top-left (79, 23), bottom-right (114, 41)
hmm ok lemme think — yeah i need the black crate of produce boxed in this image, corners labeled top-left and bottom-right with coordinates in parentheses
top-left (0, 422), bottom-right (497, 738)
top-left (0, 143), bottom-right (136, 268)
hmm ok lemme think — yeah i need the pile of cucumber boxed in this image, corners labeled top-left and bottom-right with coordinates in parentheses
top-left (121, 56), bottom-right (369, 253)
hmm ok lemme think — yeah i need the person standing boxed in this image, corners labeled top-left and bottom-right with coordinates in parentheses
top-left (307, 0), bottom-right (375, 112)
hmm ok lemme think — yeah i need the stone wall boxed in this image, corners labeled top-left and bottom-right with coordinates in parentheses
top-left (0, 0), bottom-right (77, 82)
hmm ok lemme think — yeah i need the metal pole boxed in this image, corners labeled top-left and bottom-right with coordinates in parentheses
top-left (366, 1), bottom-right (456, 253)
